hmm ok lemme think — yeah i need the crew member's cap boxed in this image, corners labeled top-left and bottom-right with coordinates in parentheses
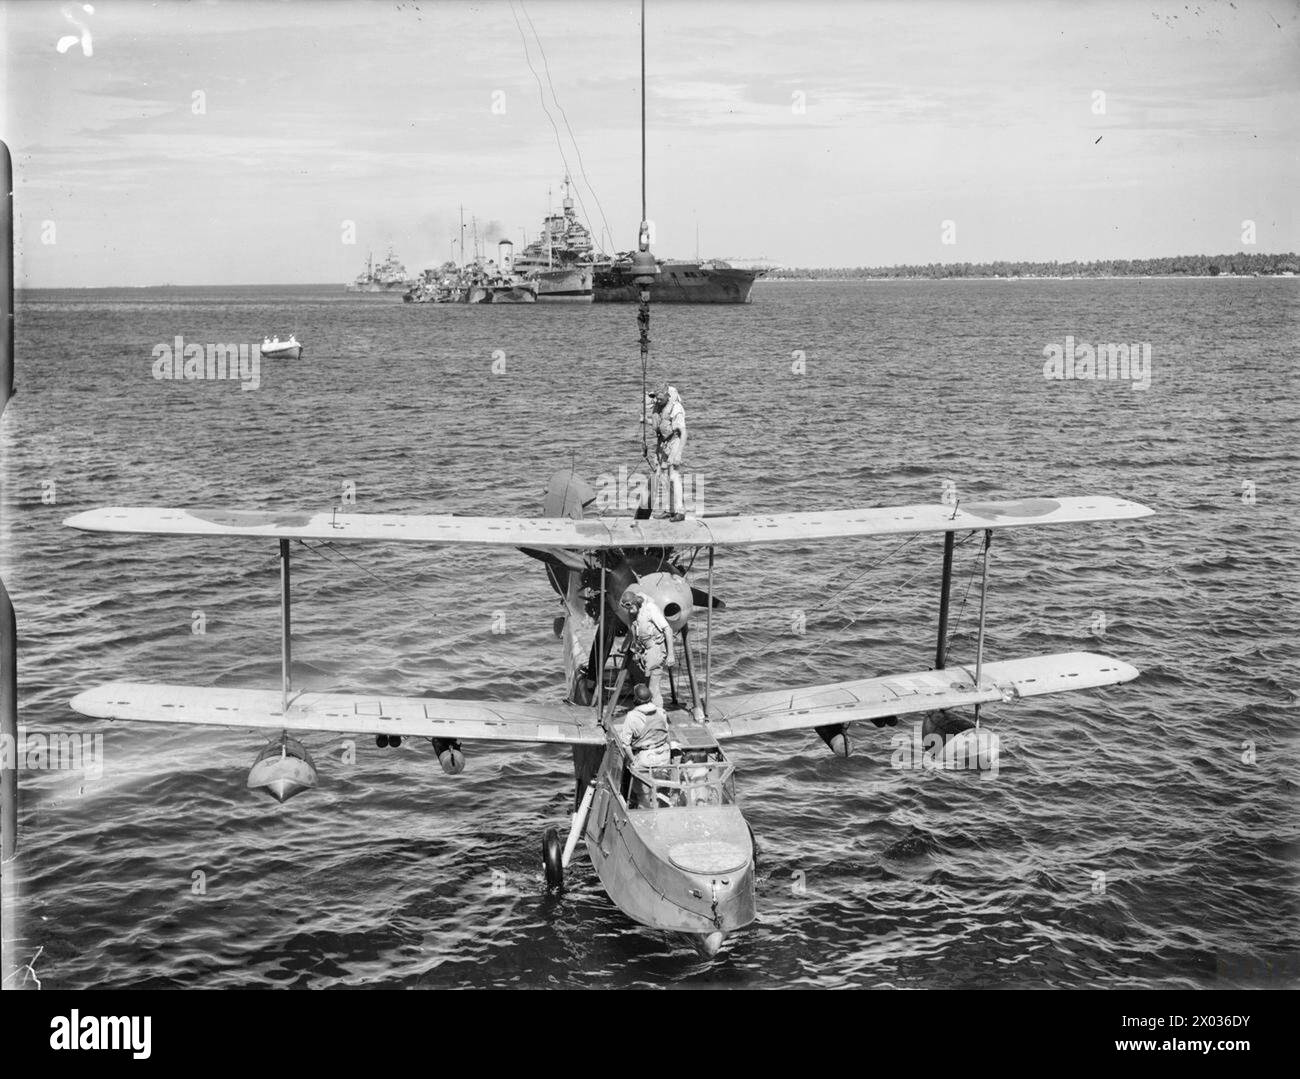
top-left (633, 684), bottom-right (652, 703)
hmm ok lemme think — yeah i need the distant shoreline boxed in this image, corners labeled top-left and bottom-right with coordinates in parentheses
top-left (762, 251), bottom-right (1298, 281)
top-left (758, 273), bottom-right (1298, 282)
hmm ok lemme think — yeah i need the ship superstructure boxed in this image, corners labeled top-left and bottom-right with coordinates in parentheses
top-left (514, 177), bottom-right (597, 302)
top-left (347, 246), bottom-right (411, 292)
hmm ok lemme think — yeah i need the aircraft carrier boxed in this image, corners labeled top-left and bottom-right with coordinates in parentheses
top-left (593, 257), bottom-right (765, 303)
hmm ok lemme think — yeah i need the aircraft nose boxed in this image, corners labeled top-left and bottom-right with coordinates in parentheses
top-left (261, 775), bottom-right (312, 803)
top-left (247, 735), bottom-right (318, 803)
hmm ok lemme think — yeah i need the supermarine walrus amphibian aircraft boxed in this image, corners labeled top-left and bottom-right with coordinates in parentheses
top-left (65, 477), bottom-right (1152, 957)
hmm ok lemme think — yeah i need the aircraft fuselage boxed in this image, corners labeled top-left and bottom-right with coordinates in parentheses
top-left (583, 715), bottom-right (755, 955)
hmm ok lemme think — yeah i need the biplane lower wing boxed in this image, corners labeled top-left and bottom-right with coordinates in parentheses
top-left (704, 652), bottom-right (1139, 740)
top-left (69, 652), bottom-right (1135, 746)
top-left (69, 683), bottom-right (607, 745)
top-left (63, 496), bottom-right (1153, 550)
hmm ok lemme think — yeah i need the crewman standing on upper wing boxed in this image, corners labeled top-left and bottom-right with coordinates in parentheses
top-left (650, 381), bottom-right (687, 522)
top-left (620, 589), bottom-right (675, 709)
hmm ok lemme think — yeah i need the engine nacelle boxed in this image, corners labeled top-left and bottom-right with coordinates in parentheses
top-left (617, 572), bottom-right (694, 633)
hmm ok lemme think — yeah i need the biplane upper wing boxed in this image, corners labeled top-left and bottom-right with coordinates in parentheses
top-left (703, 652), bottom-right (1139, 740)
top-left (69, 683), bottom-right (606, 745)
top-left (63, 496), bottom-right (1152, 549)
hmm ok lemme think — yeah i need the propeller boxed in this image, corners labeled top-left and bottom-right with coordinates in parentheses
top-left (691, 587), bottom-right (726, 611)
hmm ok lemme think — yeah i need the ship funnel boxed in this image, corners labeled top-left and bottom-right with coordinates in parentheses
top-left (497, 239), bottom-right (514, 273)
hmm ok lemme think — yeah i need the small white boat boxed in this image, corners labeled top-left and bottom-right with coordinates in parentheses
top-left (260, 334), bottom-right (303, 359)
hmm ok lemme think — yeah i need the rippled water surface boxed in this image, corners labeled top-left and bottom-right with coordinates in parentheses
top-left (3, 278), bottom-right (1298, 988)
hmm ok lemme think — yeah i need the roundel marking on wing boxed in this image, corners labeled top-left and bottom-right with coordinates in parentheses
top-left (189, 508), bottom-right (317, 528)
top-left (962, 497), bottom-right (1061, 520)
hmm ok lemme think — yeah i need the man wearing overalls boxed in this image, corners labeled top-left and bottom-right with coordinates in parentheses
top-left (651, 382), bottom-right (687, 522)
top-left (620, 589), bottom-right (675, 710)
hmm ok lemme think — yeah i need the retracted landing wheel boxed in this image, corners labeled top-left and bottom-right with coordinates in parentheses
top-left (543, 826), bottom-right (564, 891)
top-left (747, 822), bottom-right (759, 872)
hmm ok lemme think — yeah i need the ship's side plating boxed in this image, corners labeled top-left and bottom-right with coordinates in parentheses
top-left (593, 260), bottom-right (764, 303)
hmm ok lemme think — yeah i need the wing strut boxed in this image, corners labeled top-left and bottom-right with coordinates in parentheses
top-left (704, 545), bottom-right (714, 715)
top-left (596, 558), bottom-right (606, 723)
top-left (972, 529), bottom-right (993, 725)
top-left (279, 539), bottom-right (292, 713)
top-left (934, 531), bottom-right (956, 669)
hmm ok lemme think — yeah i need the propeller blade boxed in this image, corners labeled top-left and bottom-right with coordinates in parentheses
top-left (518, 546), bottom-right (588, 572)
top-left (691, 587), bottom-right (726, 611)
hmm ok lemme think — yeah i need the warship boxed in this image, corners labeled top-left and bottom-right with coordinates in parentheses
top-left (593, 255), bottom-right (765, 303)
top-left (513, 177), bottom-right (596, 302)
top-left (403, 240), bottom-right (537, 304)
top-left (347, 246), bottom-right (411, 292)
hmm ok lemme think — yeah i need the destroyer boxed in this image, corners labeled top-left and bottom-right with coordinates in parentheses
top-left (404, 240), bottom-right (537, 304)
top-left (347, 246), bottom-right (410, 292)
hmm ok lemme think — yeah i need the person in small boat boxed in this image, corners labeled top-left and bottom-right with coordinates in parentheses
top-left (650, 381), bottom-right (687, 522)
top-left (621, 683), bottom-right (671, 807)
top-left (620, 589), bottom-right (674, 710)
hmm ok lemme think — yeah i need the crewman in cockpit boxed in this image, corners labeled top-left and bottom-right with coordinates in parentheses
top-left (621, 589), bottom-right (675, 710)
top-left (621, 684), bottom-right (671, 767)
top-left (621, 683), bottom-right (671, 808)
top-left (650, 381), bottom-right (687, 522)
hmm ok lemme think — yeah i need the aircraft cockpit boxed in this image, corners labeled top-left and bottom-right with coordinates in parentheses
top-left (620, 740), bottom-right (736, 810)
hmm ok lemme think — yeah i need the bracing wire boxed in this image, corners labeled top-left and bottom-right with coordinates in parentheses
top-left (299, 540), bottom-right (449, 628)
top-left (841, 531), bottom-right (979, 629)
top-left (722, 530), bottom-right (980, 635)
top-left (804, 533), bottom-right (920, 615)
top-left (944, 535), bottom-right (983, 652)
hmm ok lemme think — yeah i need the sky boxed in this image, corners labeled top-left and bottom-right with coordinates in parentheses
top-left (3, 0), bottom-right (1298, 286)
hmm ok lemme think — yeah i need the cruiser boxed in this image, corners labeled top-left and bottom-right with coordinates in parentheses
top-left (514, 177), bottom-right (596, 302)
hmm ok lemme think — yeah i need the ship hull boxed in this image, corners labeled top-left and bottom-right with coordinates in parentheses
top-left (346, 282), bottom-right (408, 293)
top-left (531, 266), bottom-right (594, 303)
top-left (486, 284), bottom-right (537, 304)
top-left (593, 261), bottom-right (762, 303)
top-left (461, 283), bottom-right (537, 304)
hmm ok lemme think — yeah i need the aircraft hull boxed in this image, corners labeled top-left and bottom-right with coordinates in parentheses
top-left (584, 744), bottom-right (756, 946)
